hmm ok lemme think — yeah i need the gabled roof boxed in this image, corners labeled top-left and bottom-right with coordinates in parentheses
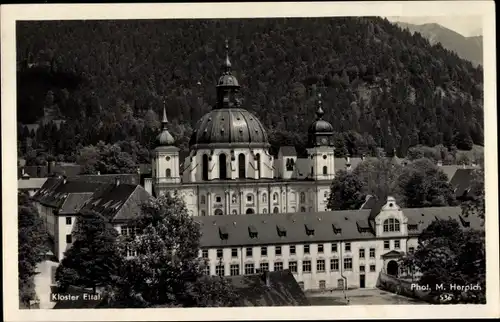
top-left (359, 195), bottom-right (378, 210)
top-left (79, 184), bottom-right (151, 222)
top-left (226, 270), bottom-right (309, 306)
top-left (33, 178), bottom-right (103, 208)
top-left (449, 168), bottom-right (476, 197)
top-left (278, 146), bottom-right (297, 157)
top-left (381, 250), bottom-right (404, 259)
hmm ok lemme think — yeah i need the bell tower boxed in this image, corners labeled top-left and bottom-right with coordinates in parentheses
top-left (306, 94), bottom-right (335, 181)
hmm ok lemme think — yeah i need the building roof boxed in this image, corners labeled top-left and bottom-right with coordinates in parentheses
top-left (79, 183), bottom-right (151, 223)
top-left (291, 158), bottom-right (310, 180)
top-left (226, 270), bottom-right (309, 306)
top-left (17, 177), bottom-right (47, 190)
top-left (59, 193), bottom-right (94, 215)
top-left (359, 195), bottom-right (378, 210)
top-left (32, 178), bottom-right (102, 208)
top-left (68, 174), bottom-right (141, 185)
top-left (195, 205), bottom-right (480, 248)
top-left (278, 146), bottom-right (297, 157)
top-left (449, 168), bottom-right (476, 197)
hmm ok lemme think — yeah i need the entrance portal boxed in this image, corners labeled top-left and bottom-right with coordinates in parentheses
top-left (360, 274), bottom-right (366, 288)
top-left (387, 260), bottom-right (399, 277)
top-left (246, 208), bottom-right (255, 214)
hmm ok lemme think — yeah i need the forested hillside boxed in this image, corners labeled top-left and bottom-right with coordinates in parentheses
top-left (17, 17), bottom-right (483, 166)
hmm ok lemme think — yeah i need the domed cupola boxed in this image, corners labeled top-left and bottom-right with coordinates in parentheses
top-left (189, 39), bottom-right (270, 149)
top-left (308, 93), bottom-right (334, 147)
top-left (155, 106), bottom-right (175, 147)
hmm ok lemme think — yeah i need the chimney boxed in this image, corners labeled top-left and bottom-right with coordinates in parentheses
top-left (437, 160), bottom-right (443, 167)
top-left (115, 177), bottom-right (121, 186)
top-left (63, 175), bottom-right (67, 185)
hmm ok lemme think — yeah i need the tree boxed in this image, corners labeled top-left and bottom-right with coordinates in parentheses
top-left (55, 210), bottom-right (123, 293)
top-left (397, 158), bottom-right (456, 208)
top-left (461, 166), bottom-right (485, 221)
top-left (327, 170), bottom-right (366, 210)
top-left (353, 157), bottom-right (403, 200)
top-left (18, 192), bottom-right (49, 305)
top-left (107, 193), bottom-right (239, 308)
top-left (400, 219), bottom-right (485, 304)
top-left (76, 141), bottom-right (139, 174)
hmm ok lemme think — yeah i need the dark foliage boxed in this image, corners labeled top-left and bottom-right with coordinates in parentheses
top-left (17, 17), bottom-right (483, 165)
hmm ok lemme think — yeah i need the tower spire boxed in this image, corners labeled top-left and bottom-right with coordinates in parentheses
top-left (162, 101), bottom-right (168, 129)
top-left (223, 38), bottom-right (232, 75)
top-left (316, 93), bottom-right (324, 120)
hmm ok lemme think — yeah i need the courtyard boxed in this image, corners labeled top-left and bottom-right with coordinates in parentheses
top-left (306, 288), bottom-right (425, 306)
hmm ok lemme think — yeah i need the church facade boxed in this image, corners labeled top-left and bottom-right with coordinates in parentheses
top-left (145, 42), bottom-right (337, 217)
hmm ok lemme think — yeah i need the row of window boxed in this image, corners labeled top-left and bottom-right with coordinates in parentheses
top-left (205, 259), bottom-right (377, 276)
top-left (200, 206), bottom-right (314, 216)
top-left (200, 192), bottom-right (311, 205)
top-left (203, 240), bottom-right (411, 259)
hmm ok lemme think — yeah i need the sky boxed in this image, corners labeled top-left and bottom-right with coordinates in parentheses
top-left (384, 16), bottom-right (483, 37)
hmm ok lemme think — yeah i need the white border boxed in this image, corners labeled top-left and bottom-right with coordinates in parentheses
top-left (2, 1), bottom-right (498, 320)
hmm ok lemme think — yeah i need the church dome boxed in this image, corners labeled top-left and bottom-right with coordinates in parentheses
top-left (189, 39), bottom-right (270, 149)
top-left (189, 108), bottom-right (269, 149)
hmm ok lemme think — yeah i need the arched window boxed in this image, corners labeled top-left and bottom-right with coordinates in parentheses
top-left (200, 195), bottom-right (206, 205)
top-left (202, 154), bottom-right (209, 181)
top-left (246, 208), bottom-right (255, 214)
top-left (301, 207), bottom-right (306, 212)
top-left (238, 153), bottom-right (246, 178)
top-left (273, 192), bottom-right (278, 202)
top-left (273, 207), bottom-right (279, 213)
top-left (256, 153), bottom-right (261, 178)
top-left (231, 194), bottom-right (237, 204)
top-left (166, 168), bottom-right (171, 178)
top-left (300, 192), bottom-right (306, 203)
top-left (214, 209), bottom-right (223, 216)
top-left (232, 209), bottom-right (238, 215)
top-left (219, 153), bottom-right (227, 179)
top-left (383, 218), bottom-right (401, 232)
top-left (263, 208), bottom-right (268, 214)
top-left (262, 193), bottom-right (267, 203)
top-left (201, 210), bottom-right (206, 216)
top-left (322, 166), bottom-right (328, 175)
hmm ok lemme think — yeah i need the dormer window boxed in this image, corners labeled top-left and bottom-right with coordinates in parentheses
top-left (277, 225), bottom-right (287, 237)
top-left (248, 225), bottom-right (258, 239)
top-left (459, 216), bottom-right (471, 228)
top-left (286, 158), bottom-right (294, 171)
top-left (219, 226), bottom-right (229, 240)
top-left (408, 224), bottom-right (418, 231)
top-left (332, 224), bottom-right (342, 235)
top-left (305, 224), bottom-right (315, 236)
top-left (383, 218), bottom-right (400, 232)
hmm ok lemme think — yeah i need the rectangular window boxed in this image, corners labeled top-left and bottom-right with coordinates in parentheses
top-left (409, 247), bottom-right (415, 253)
top-left (216, 249), bottom-right (223, 258)
top-left (384, 241), bottom-right (390, 250)
top-left (302, 260), bottom-right (312, 273)
top-left (203, 266), bottom-right (210, 275)
top-left (288, 261), bottom-right (298, 273)
top-left (275, 246), bottom-right (282, 256)
top-left (319, 280), bottom-right (326, 290)
top-left (331, 259), bottom-right (339, 271)
top-left (231, 248), bottom-right (238, 258)
top-left (369, 248), bottom-right (375, 258)
top-left (345, 242), bottom-right (351, 252)
top-left (65, 217), bottom-right (72, 225)
top-left (359, 248), bottom-right (365, 259)
top-left (370, 265), bottom-right (376, 272)
top-left (331, 243), bottom-right (338, 253)
top-left (360, 265), bottom-right (365, 273)
top-left (246, 247), bottom-right (253, 257)
top-left (230, 264), bottom-right (239, 276)
top-left (290, 245), bottom-right (296, 255)
top-left (216, 196), bottom-right (222, 203)
top-left (274, 262), bottom-right (283, 271)
top-left (394, 240), bottom-right (401, 249)
top-left (260, 263), bottom-right (269, 272)
top-left (216, 265), bottom-right (224, 276)
top-left (316, 259), bottom-right (325, 272)
top-left (66, 234), bottom-right (72, 244)
top-left (317, 244), bottom-right (324, 253)
top-left (245, 263), bottom-right (254, 275)
top-left (202, 250), bottom-right (208, 258)
top-left (121, 226), bottom-right (127, 236)
top-left (343, 258), bottom-right (353, 271)
top-left (261, 247), bottom-right (267, 256)
top-left (303, 244), bottom-right (310, 254)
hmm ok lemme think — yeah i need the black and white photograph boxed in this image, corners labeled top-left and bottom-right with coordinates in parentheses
top-left (2, 1), bottom-right (498, 320)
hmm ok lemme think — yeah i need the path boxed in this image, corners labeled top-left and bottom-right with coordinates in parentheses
top-left (34, 260), bottom-right (58, 309)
